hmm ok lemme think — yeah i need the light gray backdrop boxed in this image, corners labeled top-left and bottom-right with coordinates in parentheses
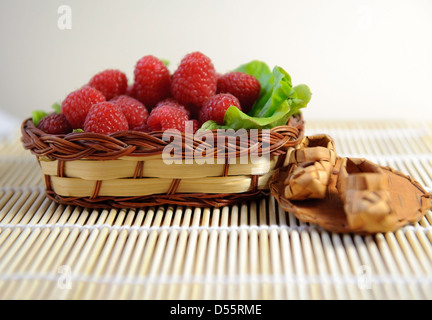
top-left (1, 0), bottom-right (431, 121)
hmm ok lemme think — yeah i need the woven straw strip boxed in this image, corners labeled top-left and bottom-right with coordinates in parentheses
top-left (44, 175), bottom-right (52, 192)
top-left (275, 152), bottom-right (288, 169)
top-left (57, 160), bottom-right (65, 178)
top-left (251, 175), bottom-right (259, 192)
top-left (48, 172), bottom-right (274, 197)
top-left (39, 156), bottom-right (280, 180)
top-left (90, 181), bottom-right (102, 200)
top-left (133, 161), bottom-right (144, 179)
top-left (222, 161), bottom-right (230, 177)
top-left (167, 179), bottom-right (181, 195)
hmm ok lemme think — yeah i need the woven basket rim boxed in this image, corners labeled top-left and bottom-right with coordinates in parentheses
top-left (21, 114), bottom-right (305, 161)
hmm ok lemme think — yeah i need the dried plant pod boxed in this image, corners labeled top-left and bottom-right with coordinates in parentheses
top-left (270, 157), bottom-right (431, 234)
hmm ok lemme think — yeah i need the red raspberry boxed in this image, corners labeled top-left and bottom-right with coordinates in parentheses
top-left (155, 98), bottom-right (191, 118)
top-left (88, 69), bottom-right (128, 100)
top-left (83, 102), bottom-right (129, 135)
top-left (61, 86), bottom-right (106, 129)
top-left (110, 95), bottom-right (149, 130)
top-left (171, 52), bottom-right (217, 108)
top-left (37, 113), bottom-right (72, 134)
top-left (126, 84), bottom-right (135, 97)
top-left (147, 103), bottom-right (190, 132)
top-left (217, 72), bottom-right (261, 114)
top-left (190, 119), bottom-right (199, 134)
top-left (199, 93), bottom-right (241, 125)
top-left (181, 119), bottom-right (199, 134)
top-left (133, 55), bottom-right (171, 108)
top-left (131, 123), bottom-right (150, 132)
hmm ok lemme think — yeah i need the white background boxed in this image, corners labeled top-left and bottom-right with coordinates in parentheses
top-left (1, 0), bottom-right (431, 123)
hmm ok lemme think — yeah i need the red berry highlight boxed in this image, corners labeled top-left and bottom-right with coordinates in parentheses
top-left (88, 69), bottom-right (128, 100)
top-left (199, 93), bottom-right (241, 125)
top-left (133, 55), bottom-right (171, 108)
top-left (61, 86), bottom-right (106, 129)
top-left (147, 103), bottom-right (190, 132)
top-left (155, 98), bottom-right (191, 118)
top-left (110, 95), bottom-right (149, 130)
top-left (37, 113), bottom-right (72, 134)
top-left (171, 52), bottom-right (217, 108)
top-left (83, 102), bottom-right (128, 135)
top-left (217, 71), bottom-right (261, 114)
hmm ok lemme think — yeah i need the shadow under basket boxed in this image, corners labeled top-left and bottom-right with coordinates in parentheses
top-left (21, 115), bottom-right (305, 209)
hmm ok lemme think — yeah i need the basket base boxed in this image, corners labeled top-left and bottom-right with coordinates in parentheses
top-left (45, 189), bottom-right (269, 209)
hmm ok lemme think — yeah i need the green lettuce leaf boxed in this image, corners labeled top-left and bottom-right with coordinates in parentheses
top-left (52, 102), bottom-right (61, 114)
top-left (223, 103), bottom-right (291, 130)
top-left (198, 60), bottom-right (311, 131)
top-left (32, 110), bottom-right (48, 126)
top-left (198, 120), bottom-right (229, 132)
top-left (251, 66), bottom-right (294, 118)
top-left (291, 84), bottom-right (312, 109)
top-left (226, 63), bottom-right (311, 130)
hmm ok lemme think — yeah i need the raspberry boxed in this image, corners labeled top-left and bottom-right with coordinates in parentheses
top-left (110, 95), bottom-right (149, 130)
top-left (190, 119), bottom-right (199, 134)
top-left (147, 103), bottom-right (190, 132)
top-left (126, 84), bottom-right (135, 97)
top-left (133, 55), bottom-right (171, 108)
top-left (61, 86), bottom-right (106, 129)
top-left (217, 72), bottom-right (261, 114)
top-left (131, 123), bottom-right (150, 132)
top-left (155, 98), bottom-right (191, 118)
top-left (171, 52), bottom-right (217, 108)
top-left (199, 93), bottom-right (241, 125)
top-left (88, 69), bottom-right (128, 100)
top-left (83, 102), bottom-right (129, 135)
top-left (37, 113), bottom-right (72, 134)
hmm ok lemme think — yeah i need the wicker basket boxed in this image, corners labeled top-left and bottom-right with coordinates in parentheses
top-left (21, 115), bottom-right (304, 208)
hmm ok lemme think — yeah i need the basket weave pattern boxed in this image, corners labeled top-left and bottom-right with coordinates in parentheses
top-left (21, 115), bottom-right (304, 208)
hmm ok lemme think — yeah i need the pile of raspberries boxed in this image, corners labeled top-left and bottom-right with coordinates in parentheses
top-left (37, 52), bottom-right (261, 135)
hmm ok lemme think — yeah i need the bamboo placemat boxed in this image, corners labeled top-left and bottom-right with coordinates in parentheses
top-left (0, 119), bottom-right (431, 300)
